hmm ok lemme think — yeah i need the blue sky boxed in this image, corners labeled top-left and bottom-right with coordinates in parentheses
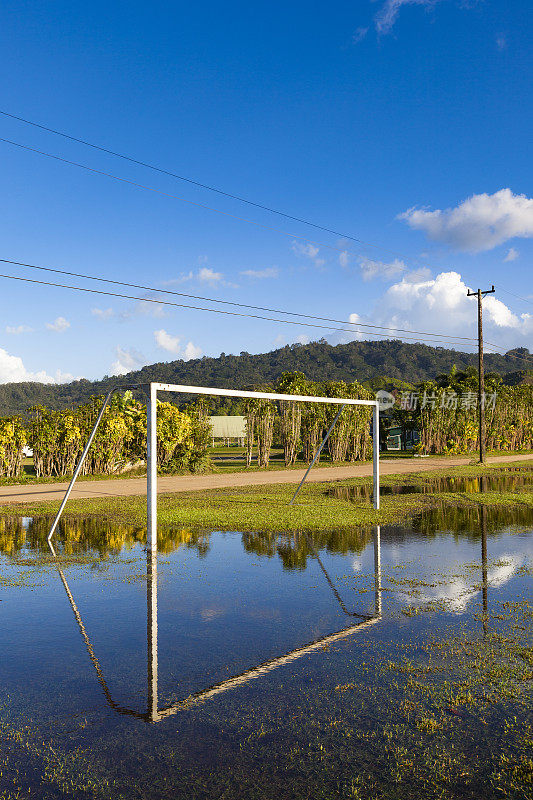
top-left (0, 0), bottom-right (532, 383)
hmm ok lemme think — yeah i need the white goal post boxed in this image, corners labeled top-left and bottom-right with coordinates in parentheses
top-left (48, 381), bottom-right (380, 545)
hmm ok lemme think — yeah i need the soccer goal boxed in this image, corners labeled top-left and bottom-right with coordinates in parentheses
top-left (47, 382), bottom-right (380, 545)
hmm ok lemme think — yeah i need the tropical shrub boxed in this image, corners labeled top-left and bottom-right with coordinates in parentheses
top-left (411, 372), bottom-right (533, 454)
top-left (156, 401), bottom-right (192, 468)
top-left (243, 391), bottom-right (277, 468)
top-left (322, 381), bottom-right (374, 463)
top-left (276, 371), bottom-right (307, 466)
top-left (164, 399), bottom-right (212, 473)
top-left (30, 406), bottom-right (83, 477)
top-left (0, 417), bottom-right (26, 477)
top-left (26, 391), bottom-right (211, 477)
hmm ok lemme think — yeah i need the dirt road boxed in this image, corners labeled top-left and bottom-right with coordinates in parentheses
top-left (0, 453), bottom-right (531, 506)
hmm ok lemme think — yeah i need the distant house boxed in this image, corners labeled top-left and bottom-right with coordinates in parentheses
top-left (209, 416), bottom-right (246, 446)
top-left (386, 426), bottom-right (420, 451)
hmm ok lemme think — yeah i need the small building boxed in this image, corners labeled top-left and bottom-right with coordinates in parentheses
top-left (209, 416), bottom-right (246, 446)
top-left (386, 426), bottom-right (420, 451)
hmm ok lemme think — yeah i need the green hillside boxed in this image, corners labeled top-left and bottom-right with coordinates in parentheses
top-left (0, 339), bottom-right (531, 415)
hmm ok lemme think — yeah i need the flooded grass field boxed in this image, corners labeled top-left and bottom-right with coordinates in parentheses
top-left (1, 484), bottom-right (532, 798)
top-left (330, 467), bottom-right (533, 501)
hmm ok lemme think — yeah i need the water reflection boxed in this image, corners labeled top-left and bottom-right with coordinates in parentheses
top-left (1, 504), bottom-right (531, 800)
top-left (3, 497), bottom-right (531, 564)
top-left (330, 468), bottom-right (533, 501)
top-left (481, 504), bottom-right (488, 633)
top-left (47, 528), bottom-right (383, 724)
top-left (413, 500), bottom-right (533, 536)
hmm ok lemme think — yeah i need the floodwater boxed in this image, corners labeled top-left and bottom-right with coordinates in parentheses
top-left (0, 503), bottom-right (532, 799)
top-left (329, 467), bottom-right (533, 501)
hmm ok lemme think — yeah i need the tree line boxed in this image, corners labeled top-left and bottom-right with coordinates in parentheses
top-left (389, 366), bottom-right (533, 453)
top-left (0, 338), bottom-right (530, 415)
top-left (0, 366), bottom-right (531, 479)
top-left (0, 373), bottom-right (375, 478)
top-left (0, 391), bottom-right (211, 478)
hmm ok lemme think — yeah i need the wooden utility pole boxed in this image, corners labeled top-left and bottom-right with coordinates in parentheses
top-left (467, 286), bottom-right (495, 464)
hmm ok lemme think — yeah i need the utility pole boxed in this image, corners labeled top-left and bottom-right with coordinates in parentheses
top-left (467, 285), bottom-right (495, 464)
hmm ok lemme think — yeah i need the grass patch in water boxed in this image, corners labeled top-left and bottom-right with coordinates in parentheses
top-left (1, 599), bottom-right (527, 799)
top-left (0, 461), bottom-right (532, 535)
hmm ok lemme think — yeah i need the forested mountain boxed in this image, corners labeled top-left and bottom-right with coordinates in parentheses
top-left (0, 339), bottom-right (531, 415)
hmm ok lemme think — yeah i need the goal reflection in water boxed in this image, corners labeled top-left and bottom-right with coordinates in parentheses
top-left (48, 528), bottom-right (384, 724)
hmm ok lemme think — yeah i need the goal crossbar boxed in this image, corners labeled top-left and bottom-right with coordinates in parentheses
top-left (151, 381), bottom-right (378, 406)
top-left (48, 381), bottom-right (380, 545)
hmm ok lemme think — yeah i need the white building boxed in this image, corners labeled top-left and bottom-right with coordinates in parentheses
top-left (209, 416), bottom-right (246, 446)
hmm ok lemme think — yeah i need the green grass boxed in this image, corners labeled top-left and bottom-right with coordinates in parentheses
top-left (1, 460), bottom-right (532, 535)
top-left (0, 481), bottom-right (400, 533)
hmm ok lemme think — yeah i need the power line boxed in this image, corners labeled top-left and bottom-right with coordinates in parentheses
top-left (482, 344), bottom-right (533, 367)
top-left (0, 109), bottom-right (429, 265)
top-left (0, 257), bottom-right (479, 343)
top-left (0, 136), bottom-right (363, 255)
top-left (0, 135), bottom-right (433, 284)
top-left (495, 285), bottom-right (533, 308)
top-left (1, 118), bottom-right (530, 354)
top-left (0, 270), bottom-right (482, 350)
top-left (0, 109), bottom-right (533, 324)
top-left (1, 266), bottom-right (530, 366)
top-left (4, 129), bottom-right (531, 328)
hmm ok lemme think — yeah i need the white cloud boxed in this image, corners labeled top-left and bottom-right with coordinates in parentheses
top-left (54, 370), bottom-right (76, 383)
top-left (353, 26), bottom-right (368, 43)
top-left (375, 0), bottom-right (442, 35)
top-left (292, 241), bottom-right (326, 268)
top-left (5, 324), bottom-right (33, 335)
top-left (154, 329), bottom-right (181, 354)
top-left (0, 348), bottom-right (54, 384)
top-left (111, 346), bottom-right (146, 376)
top-left (240, 267), bottom-right (279, 279)
top-left (46, 316), bottom-right (70, 333)
top-left (483, 295), bottom-right (521, 329)
top-left (359, 256), bottom-right (408, 281)
top-left (163, 271), bottom-right (195, 286)
top-left (293, 241), bottom-right (319, 259)
top-left (504, 247), bottom-right (519, 262)
top-left (135, 300), bottom-right (167, 319)
top-left (339, 251), bottom-right (349, 268)
top-left (198, 267), bottom-right (223, 283)
top-left (0, 348), bottom-right (77, 385)
top-left (91, 307), bottom-right (115, 320)
top-left (164, 267), bottom-right (226, 286)
top-left (91, 301), bottom-right (166, 321)
top-left (183, 341), bottom-right (202, 360)
top-left (399, 189), bottom-right (533, 252)
top-left (272, 332), bottom-right (314, 348)
top-left (347, 313), bottom-right (366, 341)
top-left (356, 270), bottom-right (533, 350)
top-left (154, 329), bottom-right (202, 361)
top-left (167, 266), bottom-right (236, 287)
